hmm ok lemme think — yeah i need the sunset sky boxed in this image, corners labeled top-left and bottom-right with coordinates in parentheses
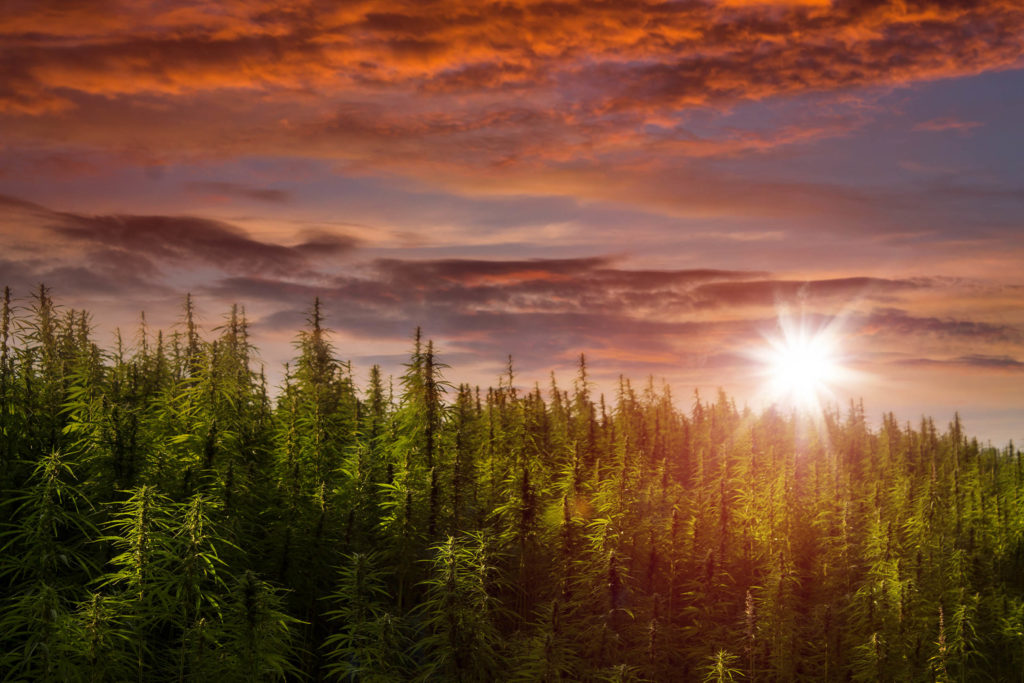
top-left (2, 0), bottom-right (1023, 443)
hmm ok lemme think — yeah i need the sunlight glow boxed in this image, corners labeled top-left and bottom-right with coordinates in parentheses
top-left (766, 332), bottom-right (839, 410)
top-left (751, 309), bottom-right (858, 416)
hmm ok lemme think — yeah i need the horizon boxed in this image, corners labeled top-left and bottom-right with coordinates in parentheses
top-left (2, 283), bottom-right (1015, 447)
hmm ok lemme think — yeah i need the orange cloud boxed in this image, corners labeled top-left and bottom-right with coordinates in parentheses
top-left (3, 1), bottom-right (1022, 126)
top-left (1, 0), bottom-right (1021, 226)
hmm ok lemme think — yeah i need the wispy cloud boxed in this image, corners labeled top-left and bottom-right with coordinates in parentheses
top-left (913, 117), bottom-right (984, 134)
top-left (897, 354), bottom-right (1024, 370)
top-left (0, 193), bottom-right (360, 282)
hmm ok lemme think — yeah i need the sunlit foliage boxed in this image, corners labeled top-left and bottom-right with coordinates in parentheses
top-left (0, 289), bottom-right (1020, 681)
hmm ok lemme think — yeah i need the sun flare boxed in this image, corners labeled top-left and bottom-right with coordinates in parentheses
top-left (766, 333), bottom-right (839, 410)
top-left (752, 311), bottom-right (854, 414)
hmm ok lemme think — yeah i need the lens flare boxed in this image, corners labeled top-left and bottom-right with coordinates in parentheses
top-left (765, 329), bottom-right (839, 410)
top-left (751, 309), bottom-right (857, 415)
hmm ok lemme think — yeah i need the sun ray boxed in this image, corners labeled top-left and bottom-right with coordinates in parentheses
top-left (749, 307), bottom-right (861, 417)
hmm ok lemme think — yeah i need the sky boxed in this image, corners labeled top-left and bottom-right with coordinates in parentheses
top-left (1, 0), bottom-right (1023, 444)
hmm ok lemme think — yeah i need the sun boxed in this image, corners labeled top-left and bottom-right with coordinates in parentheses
top-left (752, 310), bottom-right (852, 414)
top-left (765, 331), bottom-right (839, 410)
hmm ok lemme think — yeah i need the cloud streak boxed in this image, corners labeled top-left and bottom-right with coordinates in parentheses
top-left (897, 354), bottom-right (1024, 370)
top-left (0, 193), bottom-right (360, 281)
